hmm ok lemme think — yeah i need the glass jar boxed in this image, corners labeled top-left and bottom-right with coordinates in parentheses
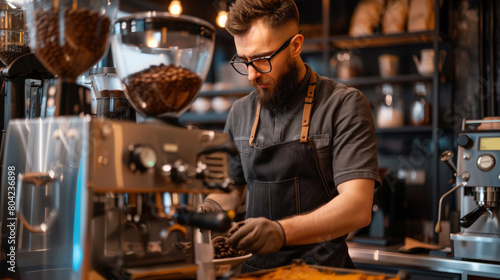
top-left (376, 83), bottom-right (404, 128)
top-left (410, 82), bottom-right (432, 126)
top-left (333, 51), bottom-right (363, 79)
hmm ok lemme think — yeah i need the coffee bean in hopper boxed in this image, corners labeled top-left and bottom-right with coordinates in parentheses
top-left (125, 64), bottom-right (202, 116)
top-left (33, 8), bottom-right (110, 82)
top-left (0, 45), bottom-right (31, 66)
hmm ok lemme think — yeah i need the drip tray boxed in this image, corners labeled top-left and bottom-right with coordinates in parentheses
top-left (451, 232), bottom-right (500, 262)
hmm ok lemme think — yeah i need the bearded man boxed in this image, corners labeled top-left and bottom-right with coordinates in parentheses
top-left (201, 0), bottom-right (381, 273)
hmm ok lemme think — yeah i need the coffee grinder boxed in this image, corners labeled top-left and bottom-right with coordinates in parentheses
top-left (96, 12), bottom-right (234, 279)
top-left (436, 118), bottom-right (500, 262)
top-left (0, 0), bottom-right (38, 126)
top-left (0, 0), bottom-right (53, 225)
top-left (1, 4), bottom-right (237, 280)
top-left (0, 0), bottom-right (51, 152)
top-left (24, 0), bottom-right (120, 117)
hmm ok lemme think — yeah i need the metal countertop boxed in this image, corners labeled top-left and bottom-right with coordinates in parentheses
top-left (347, 242), bottom-right (500, 279)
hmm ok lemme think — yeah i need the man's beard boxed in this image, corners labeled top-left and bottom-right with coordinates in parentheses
top-left (252, 60), bottom-right (300, 112)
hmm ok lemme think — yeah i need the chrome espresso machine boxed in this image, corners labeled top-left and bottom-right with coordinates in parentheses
top-left (1, 1), bottom-right (235, 280)
top-left (437, 118), bottom-right (500, 263)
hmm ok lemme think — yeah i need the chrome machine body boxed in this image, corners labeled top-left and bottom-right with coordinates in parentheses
top-left (0, 117), bottom-right (235, 279)
top-left (451, 119), bottom-right (500, 262)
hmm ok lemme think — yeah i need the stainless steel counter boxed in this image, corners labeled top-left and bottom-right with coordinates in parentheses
top-left (347, 242), bottom-right (500, 280)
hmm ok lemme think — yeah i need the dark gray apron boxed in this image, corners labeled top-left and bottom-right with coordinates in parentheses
top-left (241, 70), bottom-right (355, 273)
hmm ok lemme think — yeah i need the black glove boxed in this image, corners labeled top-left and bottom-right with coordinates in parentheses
top-left (227, 217), bottom-right (285, 255)
top-left (200, 198), bottom-right (224, 213)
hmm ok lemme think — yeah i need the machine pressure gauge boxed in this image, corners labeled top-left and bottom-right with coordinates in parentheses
top-left (129, 145), bottom-right (158, 172)
top-left (477, 154), bottom-right (496, 171)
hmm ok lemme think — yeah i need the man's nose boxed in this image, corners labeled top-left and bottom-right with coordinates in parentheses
top-left (247, 65), bottom-right (262, 81)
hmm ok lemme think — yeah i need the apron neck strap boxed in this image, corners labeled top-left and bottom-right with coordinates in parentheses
top-left (249, 70), bottom-right (317, 147)
top-left (249, 102), bottom-right (262, 147)
top-left (300, 70), bottom-right (317, 143)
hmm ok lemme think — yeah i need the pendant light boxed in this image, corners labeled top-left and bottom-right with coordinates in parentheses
top-left (215, 0), bottom-right (228, 28)
top-left (168, 0), bottom-right (182, 15)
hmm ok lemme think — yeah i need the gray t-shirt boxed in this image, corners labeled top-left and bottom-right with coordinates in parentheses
top-left (224, 64), bottom-right (381, 189)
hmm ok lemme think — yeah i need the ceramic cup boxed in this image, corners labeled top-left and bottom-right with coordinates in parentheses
top-left (378, 54), bottom-right (399, 78)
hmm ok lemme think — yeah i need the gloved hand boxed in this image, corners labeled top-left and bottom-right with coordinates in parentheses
top-left (227, 217), bottom-right (285, 255)
top-left (199, 198), bottom-right (223, 213)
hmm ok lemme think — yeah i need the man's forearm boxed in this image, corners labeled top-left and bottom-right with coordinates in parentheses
top-left (205, 184), bottom-right (247, 211)
top-left (278, 179), bottom-right (374, 245)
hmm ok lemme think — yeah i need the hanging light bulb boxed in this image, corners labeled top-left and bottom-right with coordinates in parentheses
top-left (215, 0), bottom-right (228, 28)
top-left (216, 10), bottom-right (228, 28)
top-left (168, 0), bottom-right (183, 15)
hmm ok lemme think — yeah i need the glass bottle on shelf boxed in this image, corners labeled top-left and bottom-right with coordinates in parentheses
top-left (410, 81), bottom-right (432, 126)
top-left (376, 83), bottom-right (404, 128)
top-left (332, 50), bottom-right (363, 80)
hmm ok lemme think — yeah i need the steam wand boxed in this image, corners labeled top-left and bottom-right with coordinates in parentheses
top-left (434, 151), bottom-right (458, 233)
top-left (435, 150), bottom-right (462, 233)
top-left (435, 182), bottom-right (466, 233)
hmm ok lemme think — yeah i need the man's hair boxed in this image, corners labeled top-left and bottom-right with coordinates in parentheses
top-left (226, 0), bottom-right (299, 36)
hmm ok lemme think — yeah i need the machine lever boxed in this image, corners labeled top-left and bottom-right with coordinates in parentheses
top-left (440, 150), bottom-right (457, 175)
top-left (460, 206), bottom-right (487, 228)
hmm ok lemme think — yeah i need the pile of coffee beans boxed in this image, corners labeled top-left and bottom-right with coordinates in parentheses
top-left (0, 45), bottom-right (31, 66)
top-left (33, 8), bottom-right (110, 81)
top-left (125, 64), bottom-right (202, 116)
top-left (213, 238), bottom-right (247, 259)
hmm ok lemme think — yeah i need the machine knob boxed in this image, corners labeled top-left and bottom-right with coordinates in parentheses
top-left (457, 134), bottom-right (473, 149)
top-left (129, 145), bottom-right (157, 172)
top-left (162, 160), bottom-right (196, 183)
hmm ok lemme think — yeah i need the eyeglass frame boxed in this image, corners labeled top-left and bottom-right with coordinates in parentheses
top-left (229, 30), bottom-right (302, 76)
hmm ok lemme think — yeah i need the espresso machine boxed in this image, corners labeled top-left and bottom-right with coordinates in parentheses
top-left (1, 2), bottom-right (234, 280)
top-left (436, 118), bottom-right (500, 262)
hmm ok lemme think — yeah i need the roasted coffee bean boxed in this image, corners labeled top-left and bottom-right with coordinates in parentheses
top-left (213, 238), bottom-right (247, 259)
top-left (0, 45), bottom-right (31, 65)
top-left (33, 8), bottom-right (110, 82)
top-left (125, 64), bottom-right (202, 116)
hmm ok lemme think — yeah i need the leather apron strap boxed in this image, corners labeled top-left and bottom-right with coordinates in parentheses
top-left (300, 70), bottom-right (317, 143)
top-left (249, 102), bottom-right (261, 147)
top-left (249, 70), bottom-right (317, 147)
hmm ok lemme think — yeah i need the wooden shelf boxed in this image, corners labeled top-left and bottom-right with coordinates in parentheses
top-left (336, 74), bottom-right (433, 87)
top-left (302, 37), bottom-right (327, 53)
top-left (330, 31), bottom-right (438, 49)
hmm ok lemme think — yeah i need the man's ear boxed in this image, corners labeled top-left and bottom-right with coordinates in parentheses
top-left (290, 34), bottom-right (304, 58)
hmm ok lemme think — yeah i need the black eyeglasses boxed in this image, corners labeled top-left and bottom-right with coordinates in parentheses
top-left (229, 31), bottom-right (302, 76)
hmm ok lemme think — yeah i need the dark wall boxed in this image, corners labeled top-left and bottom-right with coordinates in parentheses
top-left (451, 0), bottom-right (500, 134)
